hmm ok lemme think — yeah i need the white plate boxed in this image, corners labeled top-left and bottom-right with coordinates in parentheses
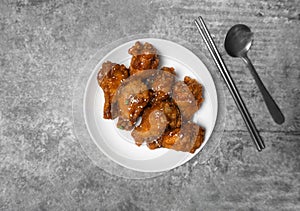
top-left (83, 38), bottom-right (218, 172)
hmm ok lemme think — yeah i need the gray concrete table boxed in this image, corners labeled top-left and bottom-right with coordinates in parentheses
top-left (1, 0), bottom-right (299, 210)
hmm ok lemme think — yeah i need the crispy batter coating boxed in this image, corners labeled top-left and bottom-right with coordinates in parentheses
top-left (128, 41), bottom-right (159, 75)
top-left (132, 98), bottom-right (181, 147)
top-left (184, 76), bottom-right (204, 108)
top-left (97, 61), bottom-right (129, 119)
top-left (172, 81), bottom-right (198, 120)
top-left (151, 67), bottom-right (176, 101)
top-left (172, 76), bottom-right (204, 120)
top-left (131, 104), bottom-right (168, 146)
top-left (160, 122), bottom-right (205, 153)
top-left (112, 79), bottom-right (152, 130)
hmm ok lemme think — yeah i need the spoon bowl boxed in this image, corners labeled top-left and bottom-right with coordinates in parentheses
top-left (225, 24), bottom-right (253, 58)
top-left (224, 24), bottom-right (285, 124)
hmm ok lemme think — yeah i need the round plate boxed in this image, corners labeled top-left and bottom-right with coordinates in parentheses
top-left (73, 34), bottom-right (226, 179)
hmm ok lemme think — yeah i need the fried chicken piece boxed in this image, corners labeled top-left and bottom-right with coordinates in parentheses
top-left (160, 122), bottom-right (205, 153)
top-left (112, 78), bottom-right (152, 130)
top-left (132, 98), bottom-right (181, 147)
top-left (172, 76), bottom-right (204, 120)
top-left (151, 67), bottom-right (176, 101)
top-left (128, 41), bottom-right (159, 75)
top-left (131, 104), bottom-right (168, 146)
top-left (184, 76), bottom-right (204, 108)
top-left (97, 61), bottom-right (129, 119)
top-left (172, 81), bottom-right (198, 120)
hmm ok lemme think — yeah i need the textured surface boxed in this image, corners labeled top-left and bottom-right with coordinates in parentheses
top-left (1, 0), bottom-right (300, 210)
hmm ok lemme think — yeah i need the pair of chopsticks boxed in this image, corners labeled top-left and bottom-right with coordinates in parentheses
top-left (194, 16), bottom-right (265, 151)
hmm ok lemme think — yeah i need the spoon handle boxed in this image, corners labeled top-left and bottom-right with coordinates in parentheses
top-left (242, 55), bottom-right (285, 124)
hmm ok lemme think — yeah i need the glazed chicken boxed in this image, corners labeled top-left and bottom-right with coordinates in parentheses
top-left (184, 76), bottom-right (204, 108)
top-left (131, 103), bottom-right (168, 146)
top-left (160, 122), bottom-right (205, 153)
top-left (97, 61), bottom-right (129, 119)
top-left (111, 77), bottom-right (152, 130)
top-left (147, 75), bottom-right (204, 152)
top-left (97, 41), bottom-right (206, 154)
top-left (132, 98), bottom-right (181, 147)
top-left (128, 41), bottom-right (159, 75)
top-left (150, 67), bottom-right (176, 101)
top-left (172, 76), bottom-right (204, 120)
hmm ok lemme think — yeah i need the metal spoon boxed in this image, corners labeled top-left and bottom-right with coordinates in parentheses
top-left (224, 24), bottom-right (285, 124)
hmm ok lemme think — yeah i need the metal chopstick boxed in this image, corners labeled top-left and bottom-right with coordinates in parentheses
top-left (194, 16), bottom-right (265, 151)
